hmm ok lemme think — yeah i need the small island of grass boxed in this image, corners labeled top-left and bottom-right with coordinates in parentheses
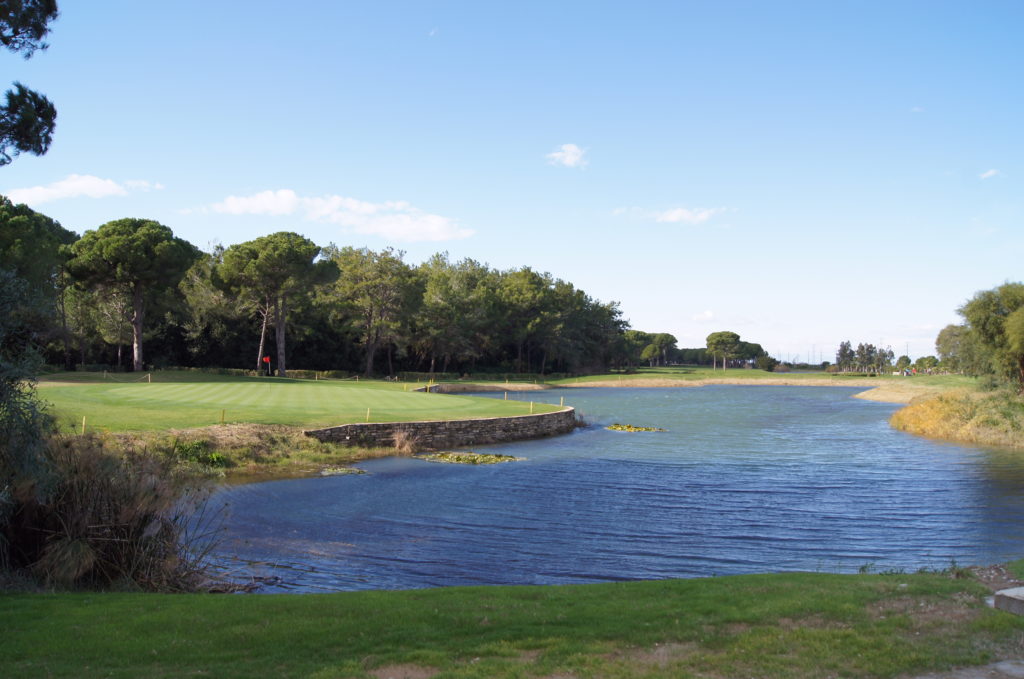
top-left (418, 451), bottom-right (525, 464)
top-left (606, 423), bottom-right (667, 432)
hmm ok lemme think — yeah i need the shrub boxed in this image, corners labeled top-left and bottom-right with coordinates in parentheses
top-left (2, 435), bottom-right (214, 591)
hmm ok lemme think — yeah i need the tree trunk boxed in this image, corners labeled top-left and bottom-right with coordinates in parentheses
top-left (131, 283), bottom-right (144, 372)
top-left (428, 354), bottom-right (436, 379)
top-left (256, 298), bottom-right (270, 374)
top-left (275, 295), bottom-right (287, 377)
top-left (387, 344), bottom-right (394, 377)
top-left (364, 334), bottom-right (377, 377)
top-left (59, 282), bottom-right (71, 369)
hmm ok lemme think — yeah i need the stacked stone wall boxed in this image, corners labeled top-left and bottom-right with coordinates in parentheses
top-left (304, 408), bottom-right (576, 450)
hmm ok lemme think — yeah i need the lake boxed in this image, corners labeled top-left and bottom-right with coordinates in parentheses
top-left (210, 385), bottom-right (1024, 592)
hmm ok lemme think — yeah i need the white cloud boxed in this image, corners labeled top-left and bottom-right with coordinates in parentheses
top-left (546, 143), bottom-right (587, 168)
top-left (692, 310), bottom-right (715, 322)
top-left (124, 179), bottom-right (165, 191)
top-left (5, 174), bottom-right (163, 206)
top-left (979, 169), bottom-right (1000, 180)
top-left (212, 189), bottom-right (301, 216)
top-left (207, 189), bottom-right (473, 242)
top-left (655, 207), bottom-right (726, 224)
top-left (613, 205), bottom-right (728, 225)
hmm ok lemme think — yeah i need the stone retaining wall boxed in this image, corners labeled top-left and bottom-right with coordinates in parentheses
top-left (304, 407), bottom-right (576, 450)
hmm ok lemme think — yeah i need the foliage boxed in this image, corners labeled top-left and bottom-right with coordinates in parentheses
top-left (418, 451), bottom-right (524, 464)
top-left (2, 434), bottom-right (213, 590)
top-left (218, 232), bottom-right (338, 377)
top-left (66, 218), bottom-right (200, 372)
top-left (324, 245), bottom-right (418, 377)
top-left (0, 0), bottom-right (59, 165)
top-left (706, 330), bottom-right (740, 369)
top-left (0, 269), bottom-right (52, 531)
top-left (890, 387), bottom-right (1024, 449)
top-left (606, 423), bottom-right (666, 432)
top-left (755, 353), bottom-right (779, 372)
top-left (834, 341), bottom-right (895, 373)
top-left (958, 283), bottom-right (1024, 389)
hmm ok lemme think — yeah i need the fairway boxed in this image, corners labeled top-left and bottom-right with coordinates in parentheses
top-left (39, 373), bottom-right (561, 432)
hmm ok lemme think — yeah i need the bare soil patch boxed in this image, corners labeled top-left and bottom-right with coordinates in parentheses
top-left (369, 664), bottom-right (438, 679)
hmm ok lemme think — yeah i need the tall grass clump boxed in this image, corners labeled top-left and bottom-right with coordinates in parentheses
top-left (1, 270), bottom-right (214, 591)
top-left (891, 387), bottom-right (1024, 449)
top-left (2, 435), bottom-right (214, 590)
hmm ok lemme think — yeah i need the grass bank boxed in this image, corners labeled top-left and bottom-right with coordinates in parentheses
top-left (39, 372), bottom-right (560, 432)
top-left (36, 372), bottom-right (563, 478)
top-left (891, 387), bottom-right (1024, 450)
top-left (5, 567), bottom-right (1024, 679)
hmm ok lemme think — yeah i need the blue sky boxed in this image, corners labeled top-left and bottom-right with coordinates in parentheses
top-left (3, 1), bottom-right (1021, 360)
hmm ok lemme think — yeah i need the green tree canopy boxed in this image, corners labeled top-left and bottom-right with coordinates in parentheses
top-left (0, 1), bottom-right (59, 166)
top-left (959, 283), bottom-right (1024, 389)
top-left (67, 218), bottom-right (199, 372)
top-left (706, 331), bottom-right (740, 370)
top-left (323, 245), bottom-right (417, 377)
top-left (219, 232), bottom-right (337, 377)
top-left (0, 194), bottom-right (75, 296)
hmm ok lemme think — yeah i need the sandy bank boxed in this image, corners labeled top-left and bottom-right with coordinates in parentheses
top-left (556, 377), bottom-right (949, 405)
top-left (423, 382), bottom-right (550, 393)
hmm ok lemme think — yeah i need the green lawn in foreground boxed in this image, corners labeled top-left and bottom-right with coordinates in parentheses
top-left (38, 372), bottom-right (561, 432)
top-left (3, 571), bottom-right (1022, 679)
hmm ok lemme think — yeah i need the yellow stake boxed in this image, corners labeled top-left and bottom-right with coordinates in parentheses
top-left (530, 402), bottom-right (534, 414)
top-left (560, 396), bottom-right (564, 407)
top-left (220, 409), bottom-right (225, 424)
top-left (504, 391), bottom-right (508, 400)
top-left (81, 416), bottom-right (86, 435)
top-left (366, 408), bottom-right (371, 422)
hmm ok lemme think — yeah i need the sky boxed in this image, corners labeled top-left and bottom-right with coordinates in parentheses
top-left (2, 1), bottom-right (1022, 361)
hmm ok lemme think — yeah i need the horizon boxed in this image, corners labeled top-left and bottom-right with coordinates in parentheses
top-left (2, 2), bottom-right (1020, 360)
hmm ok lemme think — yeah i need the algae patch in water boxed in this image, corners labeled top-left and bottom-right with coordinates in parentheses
top-left (419, 452), bottom-right (525, 464)
top-left (319, 466), bottom-right (367, 476)
top-left (606, 423), bottom-right (667, 432)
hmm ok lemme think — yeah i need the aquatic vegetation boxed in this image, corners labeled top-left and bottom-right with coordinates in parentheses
top-left (318, 466), bottom-right (366, 476)
top-left (605, 423), bottom-right (666, 432)
top-left (419, 451), bottom-right (524, 464)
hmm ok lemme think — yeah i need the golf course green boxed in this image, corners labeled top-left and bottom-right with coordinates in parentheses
top-left (38, 372), bottom-right (561, 433)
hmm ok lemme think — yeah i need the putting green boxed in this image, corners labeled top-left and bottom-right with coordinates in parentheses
top-left (39, 374), bottom-right (560, 432)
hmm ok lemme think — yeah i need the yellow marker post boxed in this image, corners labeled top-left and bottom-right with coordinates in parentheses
top-left (530, 402), bottom-right (534, 414)
top-left (220, 409), bottom-right (225, 425)
top-left (366, 408), bottom-right (371, 422)
top-left (504, 391), bottom-right (508, 400)
top-left (81, 416), bottom-right (86, 435)
top-left (560, 396), bottom-right (564, 407)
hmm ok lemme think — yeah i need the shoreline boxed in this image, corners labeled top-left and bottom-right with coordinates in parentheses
top-left (123, 376), bottom-right (990, 482)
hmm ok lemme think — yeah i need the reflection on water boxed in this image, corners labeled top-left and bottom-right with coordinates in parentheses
top-left (210, 386), bottom-right (1024, 592)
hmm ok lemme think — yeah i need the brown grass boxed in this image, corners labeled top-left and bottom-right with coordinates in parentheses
top-left (105, 423), bottom-right (397, 480)
top-left (890, 389), bottom-right (1024, 449)
top-left (391, 429), bottom-right (420, 454)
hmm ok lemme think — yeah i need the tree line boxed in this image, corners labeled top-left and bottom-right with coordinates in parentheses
top-left (2, 198), bottom-right (647, 377)
top-left (934, 282), bottom-right (1024, 390)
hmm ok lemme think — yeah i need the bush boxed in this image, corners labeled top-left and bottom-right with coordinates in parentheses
top-left (2, 435), bottom-right (214, 591)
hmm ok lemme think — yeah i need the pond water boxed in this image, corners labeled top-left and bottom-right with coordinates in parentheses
top-left (209, 385), bottom-right (1024, 592)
